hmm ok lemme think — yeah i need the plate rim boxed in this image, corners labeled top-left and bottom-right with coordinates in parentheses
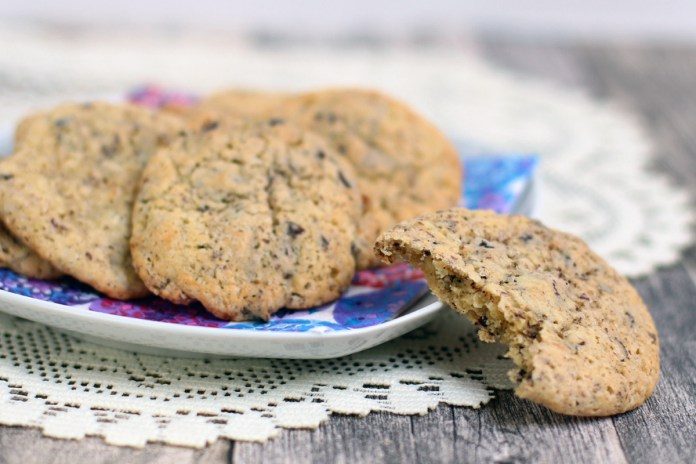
top-left (0, 111), bottom-right (535, 350)
top-left (0, 287), bottom-right (444, 341)
top-left (1, 113), bottom-right (446, 348)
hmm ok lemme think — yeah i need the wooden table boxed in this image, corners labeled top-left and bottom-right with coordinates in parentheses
top-left (1, 38), bottom-right (694, 464)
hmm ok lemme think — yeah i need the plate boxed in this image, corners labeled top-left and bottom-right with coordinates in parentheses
top-left (0, 92), bottom-right (537, 358)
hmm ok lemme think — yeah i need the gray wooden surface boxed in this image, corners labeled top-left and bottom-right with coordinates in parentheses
top-left (1, 39), bottom-right (694, 464)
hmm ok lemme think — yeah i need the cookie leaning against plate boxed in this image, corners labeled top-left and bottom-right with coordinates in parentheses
top-left (197, 88), bottom-right (462, 269)
top-left (0, 102), bottom-right (184, 299)
top-left (375, 208), bottom-right (660, 416)
top-left (131, 118), bottom-right (361, 321)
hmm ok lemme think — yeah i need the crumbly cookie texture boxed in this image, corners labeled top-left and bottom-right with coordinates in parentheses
top-left (195, 88), bottom-right (462, 269)
top-left (0, 223), bottom-right (61, 279)
top-left (375, 208), bottom-right (660, 416)
top-left (0, 102), bottom-right (184, 299)
top-left (131, 119), bottom-right (361, 321)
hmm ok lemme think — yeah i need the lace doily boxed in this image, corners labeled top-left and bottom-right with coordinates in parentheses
top-left (0, 312), bottom-right (511, 447)
top-left (0, 25), bottom-right (692, 447)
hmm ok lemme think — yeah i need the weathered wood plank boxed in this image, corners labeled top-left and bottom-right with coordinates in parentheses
top-left (577, 45), bottom-right (696, 189)
top-left (633, 265), bottom-right (696, 341)
top-left (233, 413), bottom-right (417, 464)
top-left (406, 396), bottom-right (628, 464)
top-left (476, 38), bottom-right (592, 89)
top-left (611, 336), bottom-right (696, 464)
top-left (615, 266), bottom-right (696, 464)
top-left (450, 393), bottom-right (628, 464)
top-left (0, 426), bottom-right (229, 464)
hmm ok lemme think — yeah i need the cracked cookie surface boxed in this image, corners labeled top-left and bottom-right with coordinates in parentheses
top-left (375, 208), bottom-right (660, 416)
top-left (0, 102), bottom-right (183, 298)
top-left (131, 119), bottom-right (361, 321)
top-left (197, 88), bottom-right (462, 269)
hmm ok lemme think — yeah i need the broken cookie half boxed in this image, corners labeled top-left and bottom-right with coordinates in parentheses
top-left (375, 208), bottom-right (659, 416)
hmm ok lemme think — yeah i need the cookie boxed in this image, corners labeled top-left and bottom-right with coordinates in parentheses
top-left (0, 119), bottom-right (64, 279)
top-left (375, 208), bottom-right (660, 416)
top-left (186, 90), bottom-right (291, 141)
top-left (13, 113), bottom-right (40, 150)
top-left (195, 88), bottom-right (462, 269)
top-left (0, 102), bottom-right (183, 299)
top-left (195, 89), bottom-right (291, 120)
top-left (130, 119), bottom-right (361, 321)
top-left (0, 134), bottom-right (61, 279)
top-left (0, 223), bottom-right (61, 279)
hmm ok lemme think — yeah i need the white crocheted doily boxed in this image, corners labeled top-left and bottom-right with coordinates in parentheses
top-left (0, 27), bottom-right (692, 447)
top-left (0, 312), bottom-right (510, 447)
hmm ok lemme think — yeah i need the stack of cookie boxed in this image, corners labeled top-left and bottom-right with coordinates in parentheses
top-left (0, 88), bottom-right (660, 416)
top-left (0, 89), bottom-right (462, 320)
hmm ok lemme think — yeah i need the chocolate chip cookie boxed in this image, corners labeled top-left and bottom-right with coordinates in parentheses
top-left (0, 102), bottom-right (183, 298)
top-left (375, 208), bottom-right (660, 416)
top-left (0, 223), bottom-right (61, 279)
top-left (0, 118), bottom-right (63, 279)
top-left (130, 119), bottom-right (361, 321)
top-left (198, 88), bottom-right (462, 269)
top-left (195, 89), bottom-right (291, 120)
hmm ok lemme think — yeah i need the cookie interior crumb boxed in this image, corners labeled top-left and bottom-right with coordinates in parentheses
top-left (385, 246), bottom-right (533, 385)
top-left (375, 208), bottom-right (660, 416)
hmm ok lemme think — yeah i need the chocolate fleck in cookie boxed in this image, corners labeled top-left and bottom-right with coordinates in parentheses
top-left (0, 222), bottom-right (61, 279)
top-left (186, 90), bottom-right (292, 140)
top-left (0, 123), bottom-right (63, 279)
top-left (375, 208), bottom-right (660, 416)
top-left (279, 88), bottom-right (462, 269)
top-left (195, 88), bottom-right (462, 269)
top-left (130, 119), bottom-right (361, 321)
top-left (0, 102), bottom-right (184, 299)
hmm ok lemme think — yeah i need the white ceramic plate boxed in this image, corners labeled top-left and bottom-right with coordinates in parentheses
top-left (0, 290), bottom-right (443, 359)
top-left (0, 111), bottom-right (535, 359)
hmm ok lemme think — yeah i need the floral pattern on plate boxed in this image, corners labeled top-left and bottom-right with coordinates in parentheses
top-left (0, 269), bottom-right (98, 306)
top-left (0, 87), bottom-right (537, 332)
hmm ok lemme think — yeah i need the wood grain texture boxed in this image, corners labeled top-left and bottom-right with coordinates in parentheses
top-left (410, 396), bottom-right (628, 464)
top-left (0, 426), bottom-right (229, 464)
top-left (234, 413), bottom-right (418, 464)
top-left (1, 40), bottom-right (695, 464)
